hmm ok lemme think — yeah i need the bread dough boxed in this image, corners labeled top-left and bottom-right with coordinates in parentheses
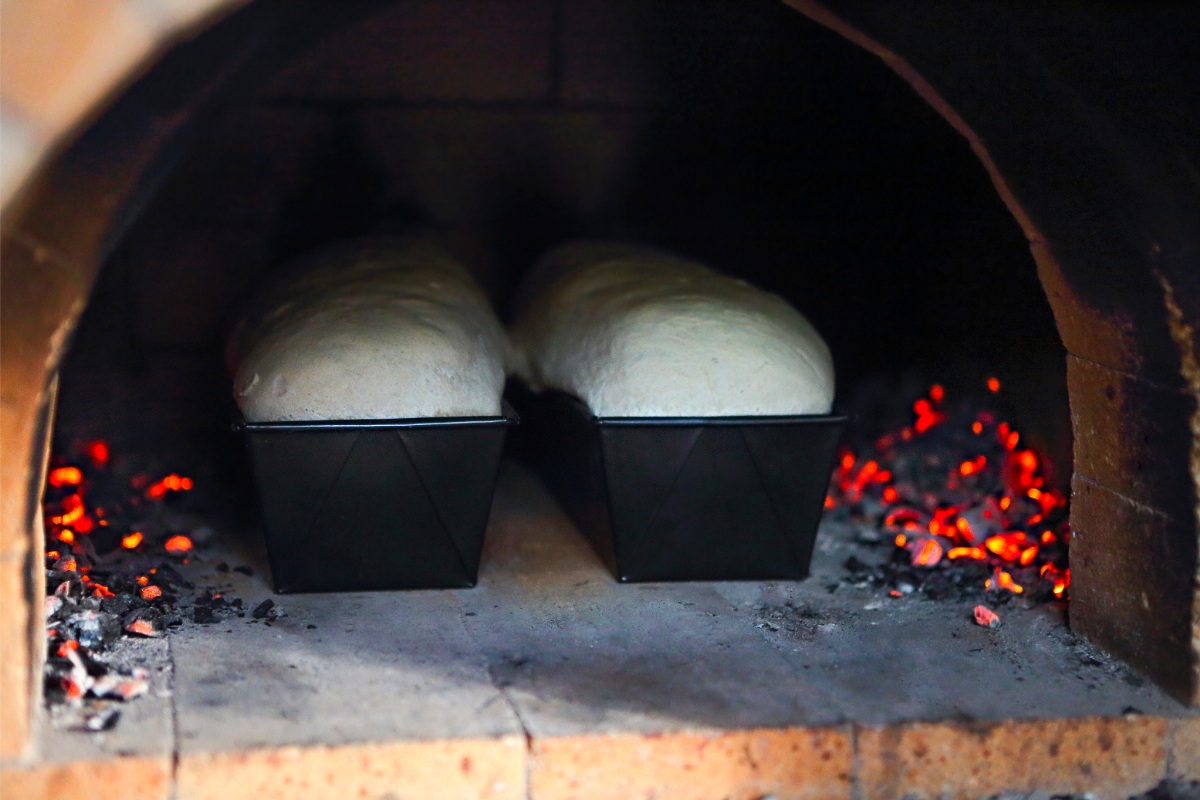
top-left (229, 237), bottom-right (508, 421)
top-left (510, 241), bottom-right (834, 417)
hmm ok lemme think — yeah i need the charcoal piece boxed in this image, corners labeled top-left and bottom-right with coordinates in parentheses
top-left (251, 599), bottom-right (275, 619)
top-left (192, 606), bottom-right (217, 624)
top-left (216, 562), bottom-right (230, 573)
top-left (843, 556), bottom-right (871, 574)
top-left (100, 594), bottom-right (138, 617)
top-left (122, 607), bottom-right (164, 637)
top-left (82, 707), bottom-right (121, 732)
top-left (66, 611), bottom-right (120, 649)
top-left (163, 612), bottom-right (183, 628)
top-left (233, 565), bottom-right (254, 576)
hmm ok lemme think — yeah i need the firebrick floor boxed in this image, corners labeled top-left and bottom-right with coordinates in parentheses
top-left (25, 461), bottom-right (1198, 799)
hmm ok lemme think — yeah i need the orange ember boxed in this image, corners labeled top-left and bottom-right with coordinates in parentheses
top-left (911, 538), bottom-right (944, 566)
top-left (974, 605), bottom-right (1001, 627)
top-left (947, 546), bottom-right (987, 561)
top-left (986, 568), bottom-right (1024, 594)
top-left (126, 619), bottom-right (157, 637)
top-left (140, 585), bottom-right (163, 601)
top-left (48, 466), bottom-right (83, 487)
top-left (147, 473), bottom-right (194, 499)
top-left (164, 534), bottom-right (193, 554)
top-left (986, 377), bottom-right (1001, 393)
top-left (50, 494), bottom-right (85, 526)
top-left (86, 440), bottom-right (110, 467)
top-left (121, 531), bottom-right (144, 549)
top-left (958, 456), bottom-right (986, 477)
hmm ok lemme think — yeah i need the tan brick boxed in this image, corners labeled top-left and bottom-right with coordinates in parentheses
top-left (0, 555), bottom-right (33, 761)
top-left (530, 727), bottom-right (853, 800)
top-left (0, 236), bottom-right (83, 560)
top-left (1172, 716), bottom-right (1200, 779)
top-left (0, 0), bottom-right (156, 132)
top-left (0, 756), bottom-right (170, 800)
top-left (857, 716), bottom-right (1167, 800)
top-left (177, 736), bottom-right (527, 800)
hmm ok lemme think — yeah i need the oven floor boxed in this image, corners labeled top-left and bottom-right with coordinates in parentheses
top-left (32, 461), bottom-right (1196, 797)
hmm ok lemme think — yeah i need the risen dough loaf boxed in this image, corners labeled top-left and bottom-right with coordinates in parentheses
top-left (511, 242), bottom-right (834, 417)
top-left (229, 238), bottom-right (507, 421)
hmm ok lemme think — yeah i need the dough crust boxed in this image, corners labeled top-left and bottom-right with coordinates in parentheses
top-left (229, 237), bottom-right (508, 421)
top-left (511, 242), bottom-right (834, 416)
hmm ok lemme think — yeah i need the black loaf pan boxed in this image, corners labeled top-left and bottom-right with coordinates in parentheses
top-left (236, 403), bottom-right (518, 593)
top-left (509, 384), bottom-right (847, 583)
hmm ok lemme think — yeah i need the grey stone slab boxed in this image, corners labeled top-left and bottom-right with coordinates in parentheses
top-left (459, 464), bottom-right (848, 736)
top-left (38, 459), bottom-right (1190, 765)
top-left (170, 558), bottom-right (521, 754)
top-left (469, 464), bottom-right (1188, 735)
top-left (713, 519), bottom-right (1189, 725)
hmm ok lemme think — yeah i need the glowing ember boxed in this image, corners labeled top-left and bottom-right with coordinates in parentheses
top-left (911, 538), bottom-right (944, 566)
top-left (986, 568), bottom-right (1024, 595)
top-left (85, 440), bottom-right (110, 467)
top-left (40, 440), bottom-right (230, 730)
top-left (974, 605), bottom-right (1001, 627)
top-left (147, 474), bottom-right (194, 499)
top-left (947, 546), bottom-right (987, 561)
top-left (826, 378), bottom-right (1070, 603)
top-left (49, 494), bottom-right (85, 526)
top-left (125, 619), bottom-right (158, 637)
top-left (164, 534), bottom-right (193, 554)
top-left (48, 466), bottom-right (83, 487)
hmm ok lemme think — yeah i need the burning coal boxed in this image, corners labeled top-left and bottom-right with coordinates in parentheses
top-left (827, 378), bottom-right (1070, 605)
top-left (40, 440), bottom-right (249, 731)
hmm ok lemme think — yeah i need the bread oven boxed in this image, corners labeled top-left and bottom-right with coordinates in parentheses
top-left (2, 1), bottom-right (1197, 797)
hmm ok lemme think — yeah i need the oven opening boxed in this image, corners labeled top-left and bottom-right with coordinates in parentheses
top-left (4, 1), bottom-right (1196, 796)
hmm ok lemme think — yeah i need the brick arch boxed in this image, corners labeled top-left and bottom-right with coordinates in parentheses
top-left (2, 0), bottom-right (1196, 764)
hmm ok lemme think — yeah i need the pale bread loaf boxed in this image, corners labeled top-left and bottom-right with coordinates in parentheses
top-left (229, 237), bottom-right (507, 421)
top-left (511, 242), bottom-right (834, 417)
